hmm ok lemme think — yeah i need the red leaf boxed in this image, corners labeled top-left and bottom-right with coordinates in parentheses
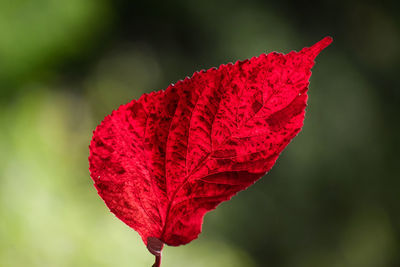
top-left (89, 37), bottom-right (332, 260)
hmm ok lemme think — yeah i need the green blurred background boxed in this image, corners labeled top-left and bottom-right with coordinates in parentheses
top-left (0, 0), bottom-right (399, 266)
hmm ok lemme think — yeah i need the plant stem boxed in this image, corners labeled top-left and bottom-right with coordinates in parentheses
top-left (147, 237), bottom-right (164, 267)
top-left (152, 254), bottom-right (161, 267)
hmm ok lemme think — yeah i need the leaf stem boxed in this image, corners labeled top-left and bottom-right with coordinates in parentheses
top-left (152, 255), bottom-right (161, 267)
top-left (147, 237), bottom-right (164, 267)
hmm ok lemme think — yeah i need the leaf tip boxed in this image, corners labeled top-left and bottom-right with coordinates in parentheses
top-left (303, 36), bottom-right (333, 60)
top-left (315, 36), bottom-right (333, 50)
